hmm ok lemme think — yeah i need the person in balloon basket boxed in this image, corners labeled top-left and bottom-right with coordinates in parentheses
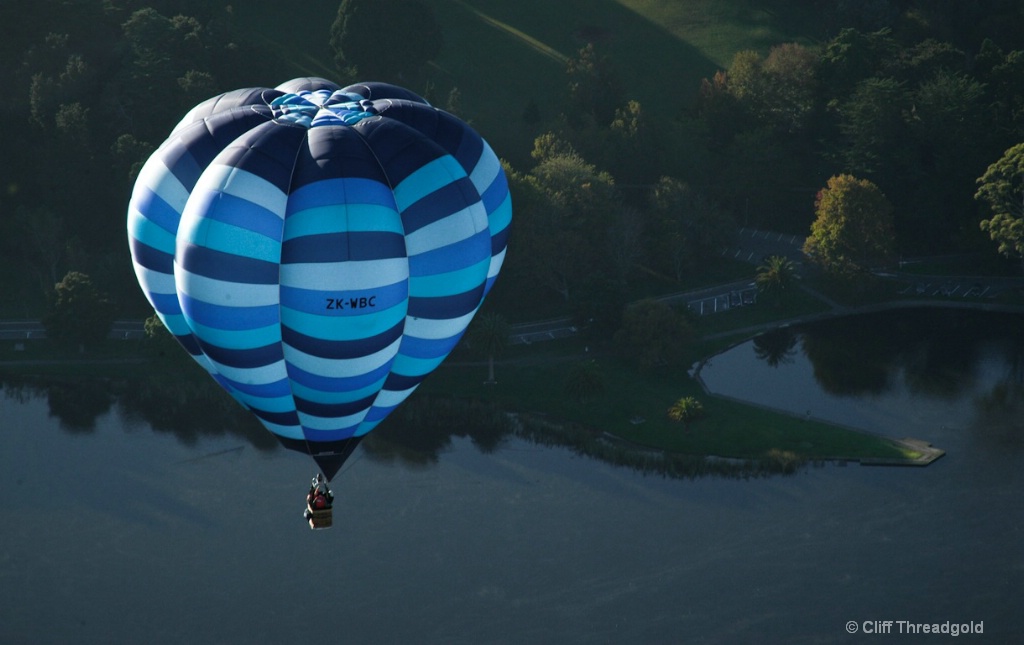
top-left (304, 474), bottom-right (333, 519)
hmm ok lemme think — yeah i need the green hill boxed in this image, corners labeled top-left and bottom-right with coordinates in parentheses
top-left (233, 0), bottom-right (804, 166)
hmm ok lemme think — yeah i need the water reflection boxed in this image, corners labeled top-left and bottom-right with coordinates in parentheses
top-left (0, 375), bottom-right (513, 467)
top-left (1, 373), bottom-right (806, 481)
top-left (970, 375), bottom-right (1024, 451)
top-left (796, 309), bottom-right (1020, 397)
top-left (1, 375), bottom-right (275, 449)
top-left (8, 307), bottom-right (1018, 478)
top-left (736, 308), bottom-right (1024, 452)
top-left (361, 397), bottom-right (511, 466)
top-left (752, 327), bottom-right (799, 367)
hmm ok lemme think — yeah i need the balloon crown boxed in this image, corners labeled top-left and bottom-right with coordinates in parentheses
top-left (269, 89), bottom-right (378, 128)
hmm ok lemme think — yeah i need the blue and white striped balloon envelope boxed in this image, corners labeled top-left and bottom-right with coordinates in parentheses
top-left (127, 78), bottom-right (511, 479)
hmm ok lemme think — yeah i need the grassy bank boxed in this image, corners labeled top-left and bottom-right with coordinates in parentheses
top-left (422, 335), bottom-right (912, 463)
top-left (0, 313), bottom-right (914, 466)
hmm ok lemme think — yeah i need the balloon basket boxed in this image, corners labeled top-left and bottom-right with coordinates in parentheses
top-left (306, 505), bottom-right (333, 530)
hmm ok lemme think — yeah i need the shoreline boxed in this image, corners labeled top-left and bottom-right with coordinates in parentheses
top-left (3, 299), bottom-right (1019, 469)
top-left (698, 292), bottom-right (1024, 342)
top-left (691, 363), bottom-right (947, 467)
top-left (688, 296), bottom-right (1024, 467)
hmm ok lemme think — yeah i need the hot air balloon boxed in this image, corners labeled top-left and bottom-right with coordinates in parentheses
top-left (127, 78), bottom-right (511, 512)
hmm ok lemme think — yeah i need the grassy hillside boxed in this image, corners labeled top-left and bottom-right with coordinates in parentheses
top-left (233, 0), bottom-right (805, 166)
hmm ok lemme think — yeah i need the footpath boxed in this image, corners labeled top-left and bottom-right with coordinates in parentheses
top-left (681, 227), bottom-right (1024, 340)
top-left (2, 227), bottom-right (1022, 350)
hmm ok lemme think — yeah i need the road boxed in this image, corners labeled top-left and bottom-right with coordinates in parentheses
top-left (2, 228), bottom-right (1021, 346)
top-left (0, 320), bottom-right (144, 342)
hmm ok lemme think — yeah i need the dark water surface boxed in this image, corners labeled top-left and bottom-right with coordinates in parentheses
top-left (1, 309), bottom-right (1021, 644)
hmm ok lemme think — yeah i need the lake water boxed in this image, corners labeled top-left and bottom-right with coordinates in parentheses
top-left (1, 308), bottom-right (1021, 644)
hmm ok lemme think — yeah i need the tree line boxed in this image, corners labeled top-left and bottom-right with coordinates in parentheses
top-left (3, 0), bottom-right (1024, 353)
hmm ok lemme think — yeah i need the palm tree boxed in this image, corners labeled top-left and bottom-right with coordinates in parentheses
top-left (667, 396), bottom-right (704, 431)
top-left (755, 254), bottom-right (798, 307)
top-left (563, 359), bottom-right (605, 401)
top-left (467, 313), bottom-right (510, 384)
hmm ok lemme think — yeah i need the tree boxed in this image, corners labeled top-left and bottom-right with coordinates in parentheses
top-left (13, 206), bottom-right (66, 294)
top-left (614, 299), bottom-right (692, 371)
top-left (726, 50), bottom-right (766, 104)
top-left (606, 206), bottom-right (644, 285)
top-left (755, 255), bottom-right (798, 307)
top-left (836, 77), bottom-right (912, 179)
top-left (495, 162), bottom-right (548, 301)
top-left (525, 150), bottom-right (620, 300)
top-left (719, 43), bottom-right (820, 133)
top-left (532, 151), bottom-right (618, 224)
top-left (804, 174), bottom-right (896, 275)
top-left (647, 177), bottom-right (691, 281)
top-left (667, 396), bottom-right (704, 431)
top-left (976, 43), bottom-right (1024, 136)
top-left (120, 8), bottom-right (211, 138)
top-left (912, 71), bottom-right (989, 159)
top-left (521, 221), bottom-right (591, 302)
top-left (530, 132), bottom-right (577, 163)
top-left (177, 69), bottom-right (217, 104)
top-left (605, 100), bottom-right (660, 186)
top-left (818, 28), bottom-right (897, 101)
top-left (443, 86), bottom-right (462, 117)
top-left (647, 177), bottom-right (733, 282)
top-left (565, 43), bottom-right (622, 127)
top-left (976, 143), bottom-right (1024, 271)
top-left (330, 0), bottom-right (442, 82)
top-left (696, 69), bottom-right (741, 145)
top-left (42, 271), bottom-right (115, 350)
top-left (111, 133), bottom-right (154, 181)
top-left (761, 42), bottom-right (823, 134)
top-left (143, 313), bottom-right (182, 357)
top-left (467, 313), bottom-right (510, 384)
top-left (904, 70), bottom-right (994, 249)
top-left (54, 102), bottom-right (90, 148)
top-left (563, 360), bottom-right (605, 402)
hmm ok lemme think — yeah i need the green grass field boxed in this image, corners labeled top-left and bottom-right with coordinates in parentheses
top-left (233, 0), bottom-right (805, 166)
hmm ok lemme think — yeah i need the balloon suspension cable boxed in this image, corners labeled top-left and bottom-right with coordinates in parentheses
top-left (301, 434), bottom-right (320, 482)
top-left (338, 449), bottom-right (363, 478)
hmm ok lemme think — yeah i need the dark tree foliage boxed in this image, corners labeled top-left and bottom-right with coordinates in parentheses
top-left (752, 327), bottom-right (799, 367)
top-left (0, 2), bottom-right (257, 315)
top-left (5, 0), bottom-right (1024, 329)
top-left (693, 17), bottom-right (1024, 255)
top-left (43, 271), bottom-right (115, 349)
top-left (818, 27), bottom-right (900, 100)
top-left (564, 43), bottom-right (623, 127)
top-left (44, 379), bottom-right (114, 432)
top-left (613, 299), bottom-right (693, 371)
top-left (330, 0), bottom-right (442, 82)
